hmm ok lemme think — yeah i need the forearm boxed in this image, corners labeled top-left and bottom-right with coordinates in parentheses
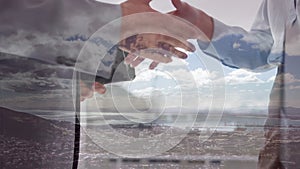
top-left (198, 0), bottom-right (277, 72)
top-left (194, 10), bottom-right (214, 40)
top-left (199, 19), bottom-right (274, 71)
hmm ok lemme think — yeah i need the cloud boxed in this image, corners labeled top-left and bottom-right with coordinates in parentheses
top-left (191, 68), bottom-right (217, 86)
top-left (0, 55), bottom-right (77, 97)
top-left (131, 87), bottom-right (156, 97)
top-left (132, 70), bottom-right (172, 82)
top-left (240, 33), bottom-right (273, 52)
top-left (288, 85), bottom-right (300, 90)
top-left (233, 42), bottom-right (241, 49)
top-left (282, 73), bottom-right (300, 84)
top-left (0, 29), bottom-right (86, 65)
top-left (267, 75), bottom-right (276, 82)
top-left (225, 69), bottom-right (263, 85)
top-left (285, 34), bottom-right (300, 56)
top-left (163, 67), bottom-right (218, 88)
top-left (273, 73), bottom-right (300, 85)
top-left (0, 0), bottom-right (126, 78)
top-left (213, 30), bottom-right (273, 56)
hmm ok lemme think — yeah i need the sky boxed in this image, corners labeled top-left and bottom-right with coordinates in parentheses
top-left (91, 0), bottom-right (277, 112)
top-left (97, 0), bottom-right (263, 30)
top-left (0, 0), bottom-right (280, 115)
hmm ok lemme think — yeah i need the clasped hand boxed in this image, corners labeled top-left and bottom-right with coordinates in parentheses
top-left (119, 0), bottom-right (200, 69)
top-left (81, 0), bottom-right (212, 101)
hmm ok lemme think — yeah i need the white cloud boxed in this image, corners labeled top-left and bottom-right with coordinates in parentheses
top-left (164, 68), bottom-right (217, 89)
top-left (191, 68), bottom-right (217, 86)
top-left (131, 87), bottom-right (156, 97)
top-left (241, 34), bottom-right (273, 52)
top-left (285, 34), bottom-right (300, 56)
top-left (267, 75), bottom-right (276, 82)
top-left (132, 69), bottom-right (173, 83)
top-left (225, 69), bottom-right (263, 85)
top-left (233, 42), bottom-right (241, 49)
top-left (288, 85), bottom-right (300, 90)
top-left (283, 73), bottom-right (300, 84)
top-left (272, 73), bottom-right (300, 85)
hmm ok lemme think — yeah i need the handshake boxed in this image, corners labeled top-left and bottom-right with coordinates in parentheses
top-left (119, 0), bottom-right (213, 69)
top-left (80, 0), bottom-right (214, 101)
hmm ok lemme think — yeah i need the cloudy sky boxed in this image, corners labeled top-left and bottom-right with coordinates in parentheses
top-left (0, 0), bottom-right (280, 115)
top-left (98, 0), bottom-right (263, 30)
top-left (90, 0), bottom-right (277, 112)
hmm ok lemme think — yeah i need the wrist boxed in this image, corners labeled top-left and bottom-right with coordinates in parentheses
top-left (126, 0), bottom-right (152, 4)
top-left (195, 11), bottom-right (213, 40)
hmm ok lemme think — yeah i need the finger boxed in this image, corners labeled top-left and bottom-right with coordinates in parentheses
top-left (124, 53), bottom-right (138, 65)
top-left (172, 48), bottom-right (188, 59)
top-left (167, 10), bottom-right (181, 18)
top-left (167, 10), bottom-right (175, 15)
top-left (154, 42), bottom-right (188, 59)
top-left (94, 82), bottom-right (106, 94)
top-left (174, 40), bottom-right (195, 52)
top-left (80, 91), bottom-right (93, 102)
top-left (80, 81), bottom-right (93, 96)
top-left (139, 49), bottom-right (172, 63)
top-left (142, 0), bottom-right (152, 5)
top-left (119, 44), bottom-right (131, 54)
top-left (128, 0), bottom-right (152, 5)
top-left (158, 38), bottom-right (195, 52)
top-left (149, 61), bottom-right (159, 70)
top-left (80, 97), bottom-right (86, 102)
top-left (130, 56), bottom-right (145, 67)
top-left (119, 34), bottom-right (138, 53)
top-left (80, 85), bottom-right (93, 102)
top-left (171, 0), bottom-right (184, 10)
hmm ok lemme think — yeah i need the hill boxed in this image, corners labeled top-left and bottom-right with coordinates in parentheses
top-left (0, 107), bottom-right (75, 169)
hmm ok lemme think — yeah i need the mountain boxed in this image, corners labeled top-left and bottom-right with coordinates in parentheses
top-left (283, 107), bottom-right (300, 120)
top-left (0, 107), bottom-right (75, 169)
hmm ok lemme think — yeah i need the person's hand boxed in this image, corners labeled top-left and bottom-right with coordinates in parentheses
top-left (119, 33), bottom-right (195, 69)
top-left (80, 81), bottom-right (106, 102)
top-left (120, 0), bottom-right (196, 69)
top-left (121, 0), bottom-right (154, 16)
top-left (169, 0), bottom-right (214, 40)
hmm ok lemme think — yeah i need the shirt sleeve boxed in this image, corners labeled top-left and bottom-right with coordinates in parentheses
top-left (198, 0), bottom-right (276, 72)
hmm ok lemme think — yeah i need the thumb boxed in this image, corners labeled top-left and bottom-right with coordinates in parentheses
top-left (93, 82), bottom-right (106, 94)
top-left (171, 0), bottom-right (184, 10)
top-left (128, 0), bottom-right (152, 5)
top-left (144, 0), bottom-right (152, 4)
